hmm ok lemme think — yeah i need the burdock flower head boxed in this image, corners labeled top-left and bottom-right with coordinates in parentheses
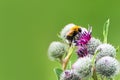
top-left (75, 27), bottom-right (92, 57)
top-left (72, 56), bottom-right (92, 79)
top-left (75, 27), bottom-right (92, 46)
top-left (96, 43), bottom-right (116, 60)
top-left (96, 56), bottom-right (120, 78)
top-left (76, 45), bottom-right (88, 57)
top-left (87, 37), bottom-right (102, 55)
top-left (48, 41), bottom-right (67, 60)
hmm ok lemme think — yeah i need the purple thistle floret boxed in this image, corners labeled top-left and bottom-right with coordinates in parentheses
top-left (75, 27), bottom-right (92, 57)
top-left (64, 71), bottom-right (71, 78)
top-left (75, 28), bottom-right (92, 46)
top-left (77, 45), bottom-right (88, 57)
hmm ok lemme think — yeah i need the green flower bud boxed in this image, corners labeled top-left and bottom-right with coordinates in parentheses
top-left (72, 57), bottom-right (92, 79)
top-left (48, 41), bottom-right (66, 60)
top-left (96, 56), bottom-right (120, 78)
top-left (87, 37), bottom-right (102, 55)
top-left (96, 43), bottom-right (116, 60)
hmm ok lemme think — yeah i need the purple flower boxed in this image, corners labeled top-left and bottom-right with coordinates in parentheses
top-left (60, 70), bottom-right (81, 80)
top-left (75, 31), bottom-right (91, 46)
top-left (75, 27), bottom-right (92, 57)
top-left (64, 70), bottom-right (71, 78)
top-left (76, 45), bottom-right (88, 57)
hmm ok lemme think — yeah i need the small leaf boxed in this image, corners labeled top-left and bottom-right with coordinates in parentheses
top-left (67, 61), bottom-right (72, 69)
top-left (57, 33), bottom-right (61, 39)
top-left (54, 68), bottom-right (63, 80)
top-left (70, 52), bottom-right (78, 64)
top-left (109, 78), bottom-right (114, 80)
top-left (103, 19), bottom-right (110, 43)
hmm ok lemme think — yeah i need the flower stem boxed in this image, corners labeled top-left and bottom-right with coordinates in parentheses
top-left (92, 67), bottom-right (98, 80)
top-left (62, 46), bottom-right (74, 70)
top-left (101, 76), bottom-right (104, 80)
top-left (91, 51), bottom-right (99, 80)
top-left (91, 50), bottom-right (98, 67)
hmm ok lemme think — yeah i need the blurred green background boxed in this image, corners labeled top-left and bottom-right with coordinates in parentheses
top-left (0, 0), bottom-right (120, 80)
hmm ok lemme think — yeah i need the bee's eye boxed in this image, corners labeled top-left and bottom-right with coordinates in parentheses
top-left (78, 28), bottom-right (82, 32)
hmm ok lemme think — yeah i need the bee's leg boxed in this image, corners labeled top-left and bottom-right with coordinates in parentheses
top-left (66, 36), bottom-right (73, 46)
top-left (69, 40), bottom-right (72, 46)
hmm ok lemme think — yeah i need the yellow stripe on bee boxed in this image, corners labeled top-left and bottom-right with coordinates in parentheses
top-left (66, 30), bottom-right (74, 36)
top-left (66, 26), bottom-right (80, 36)
top-left (70, 25), bottom-right (80, 31)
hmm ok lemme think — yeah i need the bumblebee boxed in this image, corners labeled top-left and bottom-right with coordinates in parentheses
top-left (66, 25), bottom-right (81, 44)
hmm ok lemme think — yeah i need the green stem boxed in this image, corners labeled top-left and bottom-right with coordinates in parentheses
top-left (92, 67), bottom-right (98, 80)
top-left (91, 51), bottom-right (99, 80)
top-left (101, 76), bottom-right (104, 80)
top-left (62, 46), bottom-right (74, 70)
top-left (91, 51), bottom-right (98, 67)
